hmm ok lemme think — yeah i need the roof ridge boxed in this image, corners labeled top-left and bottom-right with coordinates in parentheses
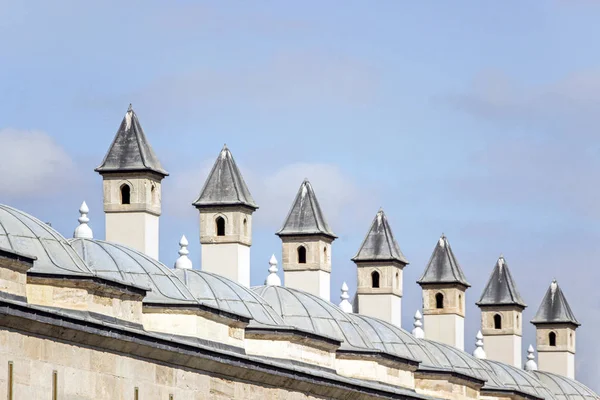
top-left (276, 180), bottom-right (336, 239)
top-left (417, 235), bottom-right (470, 287)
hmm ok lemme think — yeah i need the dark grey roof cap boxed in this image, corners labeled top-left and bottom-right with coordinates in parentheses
top-left (417, 234), bottom-right (470, 287)
top-left (352, 209), bottom-right (408, 264)
top-left (95, 105), bottom-right (168, 177)
top-left (193, 145), bottom-right (258, 210)
top-left (276, 179), bottom-right (336, 239)
top-left (531, 280), bottom-right (580, 326)
top-left (477, 255), bottom-right (526, 308)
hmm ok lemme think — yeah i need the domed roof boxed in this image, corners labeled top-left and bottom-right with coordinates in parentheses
top-left (252, 285), bottom-right (375, 350)
top-left (70, 238), bottom-right (197, 305)
top-left (0, 205), bottom-right (92, 276)
top-left (479, 360), bottom-right (554, 399)
top-left (417, 339), bottom-right (503, 385)
top-left (172, 269), bottom-right (284, 327)
top-left (349, 314), bottom-right (433, 365)
top-left (533, 371), bottom-right (599, 400)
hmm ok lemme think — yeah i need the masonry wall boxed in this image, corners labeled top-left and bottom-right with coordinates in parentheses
top-left (0, 327), bottom-right (330, 400)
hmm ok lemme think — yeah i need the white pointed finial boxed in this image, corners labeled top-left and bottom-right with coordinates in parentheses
top-left (412, 310), bottom-right (425, 338)
top-left (439, 234), bottom-right (446, 248)
top-left (174, 235), bottom-right (192, 270)
top-left (265, 254), bottom-right (281, 286)
top-left (339, 282), bottom-right (353, 313)
top-left (473, 331), bottom-right (486, 359)
top-left (524, 345), bottom-right (538, 371)
top-left (73, 201), bottom-right (93, 239)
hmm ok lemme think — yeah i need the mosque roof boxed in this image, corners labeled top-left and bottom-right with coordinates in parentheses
top-left (252, 285), bottom-right (373, 350)
top-left (352, 209), bottom-right (408, 264)
top-left (479, 359), bottom-right (554, 399)
top-left (192, 145), bottom-right (258, 210)
top-left (70, 238), bottom-right (198, 305)
top-left (172, 269), bottom-right (285, 327)
top-left (417, 234), bottom-right (470, 287)
top-left (276, 179), bottom-right (336, 239)
top-left (531, 280), bottom-right (580, 326)
top-left (534, 371), bottom-right (600, 400)
top-left (477, 255), bottom-right (526, 308)
top-left (95, 104), bottom-right (168, 177)
top-left (0, 204), bottom-right (96, 277)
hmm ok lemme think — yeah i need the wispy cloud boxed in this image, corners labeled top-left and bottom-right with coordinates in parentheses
top-left (0, 128), bottom-right (79, 198)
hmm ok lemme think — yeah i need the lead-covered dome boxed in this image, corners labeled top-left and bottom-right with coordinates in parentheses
top-left (533, 371), bottom-right (599, 400)
top-left (173, 269), bottom-right (284, 327)
top-left (479, 359), bottom-right (554, 399)
top-left (417, 339), bottom-right (504, 385)
top-left (253, 285), bottom-right (375, 350)
top-left (0, 205), bottom-right (92, 276)
top-left (70, 238), bottom-right (198, 305)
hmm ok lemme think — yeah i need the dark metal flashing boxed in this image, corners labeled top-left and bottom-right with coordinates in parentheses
top-left (276, 179), bottom-right (336, 239)
top-left (481, 387), bottom-right (544, 400)
top-left (245, 326), bottom-right (342, 347)
top-left (95, 105), bottom-right (168, 177)
top-left (531, 280), bottom-right (580, 327)
top-left (352, 209), bottom-right (409, 265)
top-left (477, 257), bottom-right (526, 308)
top-left (27, 271), bottom-right (149, 297)
top-left (192, 145), bottom-right (258, 210)
top-left (415, 367), bottom-right (486, 387)
top-left (143, 302), bottom-right (251, 324)
top-left (0, 291), bottom-right (28, 304)
top-left (0, 247), bottom-right (37, 264)
top-left (0, 298), bottom-right (431, 400)
top-left (417, 235), bottom-right (470, 288)
top-left (337, 349), bottom-right (420, 368)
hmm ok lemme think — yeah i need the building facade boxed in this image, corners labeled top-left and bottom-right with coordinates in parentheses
top-left (0, 105), bottom-right (596, 400)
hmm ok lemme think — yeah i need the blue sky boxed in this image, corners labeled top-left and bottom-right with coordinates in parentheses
top-left (2, 0), bottom-right (600, 390)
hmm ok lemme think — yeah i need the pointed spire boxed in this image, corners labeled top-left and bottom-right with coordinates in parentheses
top-left (95, 104), bottom-right (168, 177)
top-left (412, 310), bottom-right (425, 338)
top-left (524, 345), bottom-right (538, 371)
top-left (73, 201), bottom-right (93, 239)
top-left (473, 331), bottom-right (486, 359)
top-left (531, 279), bottom-right (580, 326)
top-left (265, 254), bottom-right (281, 286)
top-left (174, 235), bottom-right (192, 270)
top-left (276, 179), bottom-right (336, 239)
top-left (192, 145), bottom-right (258, 210)
top-left (417, 234), bottom-right (470, 287)
top-left (339, 282), bottom-right (353, 313)
top-left (352, 208), bottom-right (408, 264)
top-left (477, 254), bottom-right (526, 308)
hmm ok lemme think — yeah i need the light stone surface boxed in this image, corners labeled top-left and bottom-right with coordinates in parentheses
top-left (414, 375), bottom-right (480, 400)
top-left (199, 207), bottom-right (253, 287)
top-left (142, 308), bottom-right (247, 347)
top-left (483, 335), bottom-right (522, 368)
top-left (356, 261), bottom-right (404, 296)
top-left (102, 172), bottom-right (162, 259)
top-left (26, 278), bottom-right (144, 323)
top-left (336, 356), bottom-right (415, 389)
top-left (245, 336), bottom-right (337, 369)
top-left (281, 235), bottom-right (333, 300)
top-left (284, 270), bottom-right (330, 300)
top-left (0, 328), bottom-right (330, 400)
top-left (356, 293), bottom-right (402, 327)
top-left (423, 314), bottom-right (465, 351)
top-left (480, 306), bottom-right (523, 367)
top-left (536, 324), bottom-right (577, 378)
top-left (422, 285), bottom-right (466, 317)
top-left (0, 260), bottom-right (28, 298)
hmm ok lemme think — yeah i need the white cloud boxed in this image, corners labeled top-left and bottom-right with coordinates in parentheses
top-left (0, 129), bottom-right (78, 198)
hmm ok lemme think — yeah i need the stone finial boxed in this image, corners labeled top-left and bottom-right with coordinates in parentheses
top-left (265, 254), bottom-right (281, 286)
top-left (174, 235), bottom-right (193, 270)
top-left (339, 282), bottom-right (353, 313)
top-left (412, 310), bottom-right (425, 338)
top-left (473, 331), bottom-right (486, 359)
top-left (73, 201), bottom-right (93, 239)
top-left (524, 345), bottom-right (538, 371)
